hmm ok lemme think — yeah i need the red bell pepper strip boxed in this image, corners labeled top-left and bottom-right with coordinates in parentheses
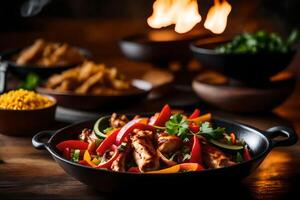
top-left (97, 145), bottom-right (119, 169)
top-left (115, 119), bottom-right (155, 145)
top-left (189, 108), bottom-right (201, 119)
top-left (243, 147), bottom-right (252, 161)
top-left (96, 129), bottom-right (120, 155)
top-left (189, 122), bottom-right (200, 133)
top-left (63, 148), bottom-right (71, 160)
top-left (128, 167), bottom-right (140, 173)
top-left (179, 163), bottom-right (205, 171)
top-left (190, 135), bottom-right (202, 164)
top-left (148, 104), bottom-right (172, 126)
top-left (56, 140), bottom-right (88, 152)
top-left (79, 160), bottom-right (89, 166)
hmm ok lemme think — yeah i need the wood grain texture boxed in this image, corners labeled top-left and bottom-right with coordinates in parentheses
top-left (1, 18), bottom-right (300, 200)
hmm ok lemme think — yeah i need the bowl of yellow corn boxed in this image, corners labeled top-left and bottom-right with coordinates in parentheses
top-left (0, 89), bottom-right (57, 136)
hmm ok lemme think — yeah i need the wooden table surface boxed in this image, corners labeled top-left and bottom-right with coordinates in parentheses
top-left (0, 18), bottom-right (300, 200)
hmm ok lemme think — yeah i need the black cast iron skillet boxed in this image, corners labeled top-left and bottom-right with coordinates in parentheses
top-left (32, 116), bottom-right (297, 192)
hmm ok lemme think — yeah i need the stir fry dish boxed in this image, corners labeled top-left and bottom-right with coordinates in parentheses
top-left (216, 30), bottom-right (299, 54)
top-left (45, 61), bottom-right (131, 95)
top-left (13, 39), bottom-right (86, 67)
top-left (56, 105), bottom-right (252, 173)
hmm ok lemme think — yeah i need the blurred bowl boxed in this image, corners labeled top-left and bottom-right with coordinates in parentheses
top-left (37, 79), bottom-right (152, 110)
top-left (192, 71), bottom-right (296, 113)
top-left (119, 30), bottom-right (209, 65)
top-left (0, 95), bottom-right (57, 136)
top-left (190, 37), bottom-right (296, 82)
top-left (0, 47), bottom-right (91, 78)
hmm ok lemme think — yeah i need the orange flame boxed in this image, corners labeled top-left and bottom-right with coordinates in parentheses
top-left (147, 0), bottom-right (202, 34)
top-left (204, 0), bottom-right (232, 34)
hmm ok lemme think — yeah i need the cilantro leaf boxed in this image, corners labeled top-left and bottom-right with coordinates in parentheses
top-left (165, 114), bottom-right (190, 139)
top-left (199, 122), bottom-right (225, 139)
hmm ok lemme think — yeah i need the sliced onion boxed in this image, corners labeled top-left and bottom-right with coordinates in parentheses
top-left (157, 150), bottom-right (177, 167)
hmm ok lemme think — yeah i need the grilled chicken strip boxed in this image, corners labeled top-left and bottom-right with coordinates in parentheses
top-left (110, 113), bottom-right (129, 129)
top-left (157, 134), bottom-right (182, 154)
top-left (16, 39), bottom-right (46, 65)
top-left (111, 153), bottom-right (126, 172)
top-left (78, 128), bottom-right (98, 143)
top-left (203, 144), bottom-right (236, 169)
top-left (130, 129), bottom-right (159, 172)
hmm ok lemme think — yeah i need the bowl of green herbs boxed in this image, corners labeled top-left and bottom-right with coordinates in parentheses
top-left (190, 30), bottom-right (299, 82)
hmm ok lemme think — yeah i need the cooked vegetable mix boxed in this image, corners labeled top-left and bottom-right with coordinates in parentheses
top-left (216, 30), bottom-right (299, 54)
top-left (56, 105), bottom-right (252, 173)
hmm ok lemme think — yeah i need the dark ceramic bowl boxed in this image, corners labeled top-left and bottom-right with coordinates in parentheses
top-left (0, 95), bottom-right (57, 136)
top-left (119, 30), bottom-right (209, 65)
top-left (32, 116), bottom-right (297, 192)
top-left (37, 79), bottom-right (152, 110)
top-left (190, 37), bottom-right (296, 82)
top-left (192, 71), bottom-right (296, 113)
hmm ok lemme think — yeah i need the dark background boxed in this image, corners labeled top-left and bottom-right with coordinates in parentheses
top-left (1, 0), bottom-right (299, 33)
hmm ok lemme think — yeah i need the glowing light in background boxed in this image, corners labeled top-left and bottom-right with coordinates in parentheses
top-left (204, 0), bottom-right (232, 34)
top-left (147, 0), bottom-right (202, 34)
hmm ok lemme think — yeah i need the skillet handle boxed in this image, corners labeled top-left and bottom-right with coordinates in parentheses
top-left (265, 126), bottom-right (298, 148)
top-left (0, 62), bottom-right (7, 94)
top-left (32, 130), bottom-right (55, 150)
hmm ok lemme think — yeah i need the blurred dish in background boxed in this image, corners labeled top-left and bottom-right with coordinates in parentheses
top-left (190, 30), bottom-right (298, 83)
top-left (0, 39), bottom-right (91, 79)
top-left (0, 89), bottom-right (56, 136)
top-left (192, 71), bottom-right (296, 113)
top-left (44, 61), bottom-right (133, 95)
top-left (37, 61), bottom-right (153, 110)
top-left (12, 39), bottom-right (86, 67)
top-left (0, 89), bottom-right (54, 110)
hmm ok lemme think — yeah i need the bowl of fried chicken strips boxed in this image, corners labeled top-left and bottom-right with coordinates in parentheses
top-left (37, 61), bottom-right (152, 109)
top-left (1, 39), bottom-right (88, 77)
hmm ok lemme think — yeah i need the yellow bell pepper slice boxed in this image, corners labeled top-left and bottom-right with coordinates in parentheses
top-left (83, 150), bottom-right (97, 167)
top-left (188, 113), bottom-right (211, 124)
top-left (147, 164), bottom-right (180, 174)
top-left (92, 157), bottom-right (101, 165)
top-left (179, 163), bottom-right (204, 171)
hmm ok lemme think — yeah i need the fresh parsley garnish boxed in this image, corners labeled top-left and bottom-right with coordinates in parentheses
top-left (216, 30), bottom-right (300, 54)
top-left (165, 114), bottom-right (226, 140)
top-left (166, 114), bottom-right (190, 139)
top-left (200, 122), bottom-right (225, 139)
top-left (18, 73), bottom-right (41, 90)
